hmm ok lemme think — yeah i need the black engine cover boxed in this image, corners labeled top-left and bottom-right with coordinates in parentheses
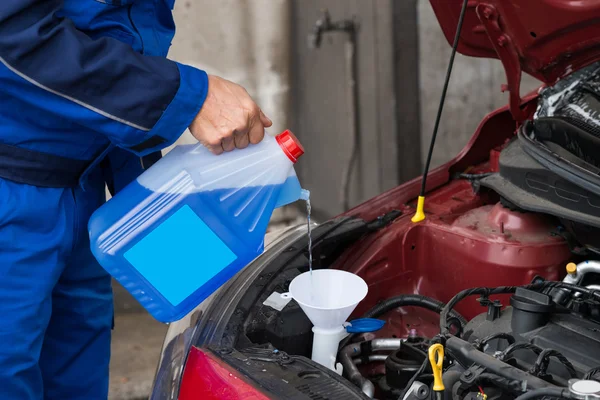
top-left (480, 135), bottom-right (600, 229)
top-left (463, 290), bottom-right (600, 382)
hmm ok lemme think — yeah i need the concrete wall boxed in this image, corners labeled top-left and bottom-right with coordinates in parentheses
top-left (167, 0), bottom-right (291, 148)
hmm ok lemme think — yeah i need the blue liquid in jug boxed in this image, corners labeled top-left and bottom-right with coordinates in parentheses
top-left (89, 176), bottom-right (302, 323)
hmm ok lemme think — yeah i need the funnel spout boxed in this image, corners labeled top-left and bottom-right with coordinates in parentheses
top-left (311, 326), bottom-right (349, 374)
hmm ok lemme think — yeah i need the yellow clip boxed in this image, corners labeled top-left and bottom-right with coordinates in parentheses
top-left (428, 343), bottom-right (445, 392)
top-left (411, 196), bottom-right (426, 223)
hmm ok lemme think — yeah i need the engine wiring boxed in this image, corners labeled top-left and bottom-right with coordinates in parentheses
top-left (585, 366), bottom-right (600, 380)
top-left (531, 349), bottom-right (578, 379)
top-left (513, 387), bottom-right (572, 400)
top-left (398, 357), bottom-right (430, 400)
top-left (338, 293), bottom-right (467, 354)
top-left (477, 385), bottom-right (487, 400)
top-left (498, 342), bottom-right (543, 362)
top-left (475, 332), bottom-right (516, 351)
top-left (338, 279), bottom-right (600, 399)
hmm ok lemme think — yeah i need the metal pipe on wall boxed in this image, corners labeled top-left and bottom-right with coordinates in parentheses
top-left (309, 10), bottom-right (360, 211)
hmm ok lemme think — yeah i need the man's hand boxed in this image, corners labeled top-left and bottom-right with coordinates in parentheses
top-left (189, 75), bottom-right (273, 155)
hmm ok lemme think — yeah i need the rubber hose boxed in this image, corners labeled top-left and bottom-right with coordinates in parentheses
top-left (338, 294), bottom-right (468, 351)
top-left (584, 366), bottom-right (600, 380)
top-left (513, 387), bottom-right (571, 400)
top-left (363, 294), bottom-right (468, 326)
top-left (532, 349), bottom-right (577, 378)
top-left (398, 357), bottom-right (429, 400)
top-left (500, 342), bottom-right (543, 361)
top-left (476, 333), bottom-right (515, 350)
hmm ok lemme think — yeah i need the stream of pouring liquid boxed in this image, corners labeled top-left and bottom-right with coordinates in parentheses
top-left (306, 197), bottom-right (312, 274)
top-left (306, 197), bottom-right (314, 303)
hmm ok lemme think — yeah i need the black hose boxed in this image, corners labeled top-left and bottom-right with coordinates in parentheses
top-left (363, 294), bottom-right (468, 326)
top-left (499, 342), bottom-right (543, 362)
top-left (559, 280), bottom-right (600, 299)
top-left (398, 357), bottom-right (429, 400)
top-left (531, 349), bottom-right (577, 378)
top-left (475, 333), bottom-right (515, 350)
top-left (339, 294), bottom-right (468, 351)
top-left (513, 387), bottom-right (571, 400)
top-left (584, 366), bottom-right (600, 380)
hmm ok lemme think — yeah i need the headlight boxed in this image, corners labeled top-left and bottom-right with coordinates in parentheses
top-left (150, 224), bottom-right (308, 400)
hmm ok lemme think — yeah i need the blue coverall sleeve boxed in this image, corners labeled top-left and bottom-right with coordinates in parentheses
top-left (0, 0), bottom-right (208, 156)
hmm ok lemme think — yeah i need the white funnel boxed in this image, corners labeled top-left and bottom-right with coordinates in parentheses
top-left (281, 269), bottom-right (368, 373)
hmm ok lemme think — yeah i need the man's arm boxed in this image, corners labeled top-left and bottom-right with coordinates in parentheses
top-left (0, 0), bottom-right (206, 156)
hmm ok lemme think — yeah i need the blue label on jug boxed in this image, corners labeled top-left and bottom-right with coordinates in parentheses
top-left (124, 204), bottom-right (237, 306)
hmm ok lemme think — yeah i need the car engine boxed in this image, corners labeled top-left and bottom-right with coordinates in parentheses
top-left (333, 274), bottom-right (600, 400)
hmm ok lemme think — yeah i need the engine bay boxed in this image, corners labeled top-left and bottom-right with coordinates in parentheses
top-left (335, 278), bottom-right (600, 400)
top-left (223, 63), bottom-right (600, 400)
top-left (236, 197), bottom-right (600, 400)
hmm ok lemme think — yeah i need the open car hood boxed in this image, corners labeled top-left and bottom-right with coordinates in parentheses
top-left (429, 0), bottom-right (600, 121)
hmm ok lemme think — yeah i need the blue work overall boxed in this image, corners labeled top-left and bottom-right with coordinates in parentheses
top-left (0, 1), bottom-right (207, 398)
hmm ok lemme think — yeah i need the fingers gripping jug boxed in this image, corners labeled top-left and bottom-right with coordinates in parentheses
top-left (89, 131), bottom-right (306, 322)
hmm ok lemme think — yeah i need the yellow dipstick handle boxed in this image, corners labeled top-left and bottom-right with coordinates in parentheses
top-left (429, 343), bottom-right (445, 392)
top-left (411, 196), bottom-right (426, 223)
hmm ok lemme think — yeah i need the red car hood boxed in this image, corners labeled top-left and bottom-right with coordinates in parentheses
top-left (429, 0), bottom-right (600, 121)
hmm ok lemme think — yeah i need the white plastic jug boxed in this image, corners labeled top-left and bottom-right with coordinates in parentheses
top-left (89, 130), bottom-right (306, 322)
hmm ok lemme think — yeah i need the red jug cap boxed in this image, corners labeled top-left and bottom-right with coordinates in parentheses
top-left (275, 130), bottom-right (304, 163)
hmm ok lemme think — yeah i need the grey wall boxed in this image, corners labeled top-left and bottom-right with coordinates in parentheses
top-left (290, 0), bottom-right (421, 218)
